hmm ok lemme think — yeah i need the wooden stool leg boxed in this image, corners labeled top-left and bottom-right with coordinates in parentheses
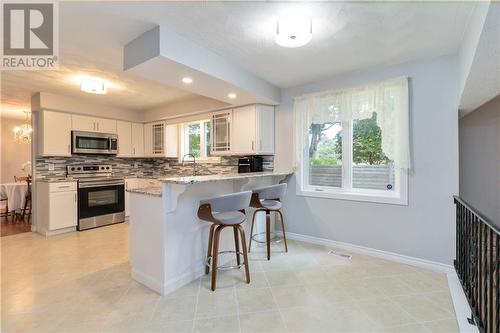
top-left (211, 225), bottom-right (224, 291)
top-left (248, 210), bottom-right (258, 253)
top-left (233, 226), bottom-right (241, 266)
top-left (266, 210), bottom-right (271, 261)
top-left (277, 210), bottom-right (288, 253)
top-left (237, 225), bottom-right (251, 284)
top-left (206, 224), bottom-right (216, 274)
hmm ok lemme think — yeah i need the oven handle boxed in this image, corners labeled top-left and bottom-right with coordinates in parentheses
top-left (79, 181), bottom-right (125, 188)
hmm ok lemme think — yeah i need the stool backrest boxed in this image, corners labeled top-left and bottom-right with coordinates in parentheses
top-left (200, 191), bottom-right (252, 213)
top-left (253, 183), bottom-right (287, 200)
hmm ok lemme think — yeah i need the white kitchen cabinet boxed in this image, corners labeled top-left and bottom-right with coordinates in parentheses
top-left (72, 115), bottom-right (116, 133)
top-left (231, 105), bottom-right (256, 154)
top-left (144, 122), bottom-right (177, 158)
top-left (131, 123), bottom-right (144, 157)
top-left (38, 110), bottom-right (72, 156)
top-left (214, 104), bottom-right (274, 155)
top-left (36, 181), bottom-right (78, 236)
top-left (117, 121), bottom-right (133, 157)
top-left (211, 111), bottom-right (232, 154)
top-left (255, 104), bottom-right (275, 154)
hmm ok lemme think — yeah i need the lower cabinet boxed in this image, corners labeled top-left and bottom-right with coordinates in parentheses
top-left (36, 181), bottom-right (78, 235)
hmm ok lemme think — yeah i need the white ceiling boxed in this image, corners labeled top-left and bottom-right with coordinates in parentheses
top-left (1, 1), bottom-right (475, 119)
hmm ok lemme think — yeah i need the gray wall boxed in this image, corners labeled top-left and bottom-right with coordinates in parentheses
top-left (275, 55), bottom-right (459, 265)
top-left (459, 96), bottom-right (500, 227)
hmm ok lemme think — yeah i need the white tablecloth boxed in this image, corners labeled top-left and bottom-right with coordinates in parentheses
top-left (0, 183), bottom-right (28, 212)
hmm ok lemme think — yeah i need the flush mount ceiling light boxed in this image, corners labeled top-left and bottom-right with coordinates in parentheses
top-left (182, 77), bottom-right (193, 84)
top-left (80, 78), bottom-right (107, 94)
top-left (276, 16), bottom-right (312, 48)
top-left (228, 93), bottom-right (237, 99)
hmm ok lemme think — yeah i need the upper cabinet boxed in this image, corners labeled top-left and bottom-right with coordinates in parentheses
top-left (117, 121), bottom-right (145, 158)
top-left (211, 111), bottom-right (231, 154)
top-left (211, 104), bottom-right (274, 155)
top-left (131, 123), bottom-right (144, 157)
top-left (144, 121), bottom-right (178, 158)
top-left (72, 115), bottom-right (116, 133)
top-left (116, 121), bottom-right (133, 157)
top-left (37, 110), bottom-right (72, 157)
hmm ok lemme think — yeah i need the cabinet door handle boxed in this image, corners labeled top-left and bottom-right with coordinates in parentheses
top-left (251, 141), bottom-right (254, 151)
top-left (67, 144), bottom-right (70, 154)
top-left (97, 122), bottom-right (99, 131)
top-left (133, 147), bottom-right (135, 155)
top-left (74, 193), bottom-right (77, 203)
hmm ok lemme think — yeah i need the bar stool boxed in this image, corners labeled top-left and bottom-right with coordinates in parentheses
top-left (198, 191), bottom-right (252, 291)
top-left (248, 183), bottom-right (288, 260)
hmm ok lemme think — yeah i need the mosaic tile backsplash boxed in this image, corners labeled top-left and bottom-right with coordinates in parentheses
top-left (35, 155), bottom-right (274, 179)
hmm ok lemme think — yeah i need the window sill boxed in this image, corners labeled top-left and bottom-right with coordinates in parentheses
top-left (297, 187), bottom-right (408, 206)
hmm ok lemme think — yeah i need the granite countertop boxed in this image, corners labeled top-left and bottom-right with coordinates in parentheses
top-left (160, 171), bottom-right (293, 185)
top-left (126, 186), bottom-right (162, 197)
top-left (36, 177), bottom-right (76, 183)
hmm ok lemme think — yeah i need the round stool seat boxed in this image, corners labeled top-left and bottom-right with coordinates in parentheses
top-left (212, 211), bottom-right (246, 225)
top-left (261, 200), bottom-right (282, 210)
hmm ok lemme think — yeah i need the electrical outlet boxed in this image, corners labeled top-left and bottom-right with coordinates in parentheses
top-left (48, 163), bottom-right (55, 171)
top-left (134, 163), bottom-right (139, 168)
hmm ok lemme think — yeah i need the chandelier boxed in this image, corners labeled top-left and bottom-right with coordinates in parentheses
top-left (14, 111), bottom-right (33, 144)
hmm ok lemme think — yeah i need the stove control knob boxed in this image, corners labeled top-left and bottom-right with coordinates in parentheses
top-left (106, 166), bottom-right (110, 170)
top-left (70, 167), bottom-right (75, 171)
top-left (77, 167), bottom-right (82, 171)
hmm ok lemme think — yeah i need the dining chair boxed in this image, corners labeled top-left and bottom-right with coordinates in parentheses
top-left (0, 196), bottom-right (13, 223)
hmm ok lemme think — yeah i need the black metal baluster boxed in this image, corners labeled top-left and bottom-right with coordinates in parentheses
top-left (478, 221), bottom-right (483, 329)
top-left (488, 228), bottom-right (493, 333)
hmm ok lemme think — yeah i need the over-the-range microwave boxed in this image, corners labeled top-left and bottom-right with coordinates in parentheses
top-left (72, 131), bottom-right (118, 155)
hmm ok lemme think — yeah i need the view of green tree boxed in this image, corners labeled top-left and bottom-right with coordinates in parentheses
top-left (188, 124), bottom-right (201, 157)
top-left (309, 112), bottom-right (389, 166)
top-left (350, 112), bottom-right (389, 165)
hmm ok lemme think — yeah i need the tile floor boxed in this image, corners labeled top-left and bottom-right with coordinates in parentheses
top-left (1, 223), bottom-right (459, 332)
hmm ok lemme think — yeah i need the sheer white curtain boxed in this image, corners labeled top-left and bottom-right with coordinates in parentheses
top-left (294, 76), bottom-right (410, 169)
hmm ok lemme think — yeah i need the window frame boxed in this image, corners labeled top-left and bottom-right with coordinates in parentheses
top-left (298, 119), bottom-right (408, 206)
top-left (179, 119), bottom-right (220, 163)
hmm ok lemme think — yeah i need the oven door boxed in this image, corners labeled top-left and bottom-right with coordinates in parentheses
top-left (78, 182), bottom-right (125, 228)
top-left (72, 131), bottom-right (117, 154)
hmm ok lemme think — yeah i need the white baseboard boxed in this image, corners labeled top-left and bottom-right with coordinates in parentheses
top-left (447, 272), bottom-right (479, 333)
top-left (286, 232), bottom-right (454, 273)
top-left (131, 268), bottom-right (165, 295)
top-left (132, 262), bottom-right (206, 296)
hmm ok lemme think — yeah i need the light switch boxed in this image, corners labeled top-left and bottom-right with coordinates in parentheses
top-left (48, 163), bottom-right (55, 171)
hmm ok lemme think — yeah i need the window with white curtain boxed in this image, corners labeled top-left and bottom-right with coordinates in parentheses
top-left (294, 76), bottom-right (410, 205)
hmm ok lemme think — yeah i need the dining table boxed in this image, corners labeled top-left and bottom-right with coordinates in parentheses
top-left (0, 182), bottom-right (28, 213)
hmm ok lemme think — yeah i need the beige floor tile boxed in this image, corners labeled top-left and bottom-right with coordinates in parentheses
top-left (236, 287), bottom-right (277, 313)
top-left (239, 310), bottom-right (287, 333)
top-left (424, 318), bottom-right (460, 333)
top-left (196, 289), bottom-right (238, 319)
top-left (194, 315), bottom-right (240, 333)
top-left (234, 271), bottom-right (269, 290)
top-left (384, 323), bottom-right (430, 332)
top-left (356, 298), bottom-right (417, 328)
top-left (272, 284), bottom-right (312, 309)
top-left (147, 319), bottom-right (194, 333)
top-left (390, 295), bottom-right (455, 322)
top-left (1, 223), bottom-right (462, 333)
top-left (153, 295), bottom-right (198, 322)
top-left (264, 269), bottom-right (302, 287)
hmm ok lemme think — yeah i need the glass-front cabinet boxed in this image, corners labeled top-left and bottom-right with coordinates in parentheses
top-left (211, 111), bottom-right (231, 154)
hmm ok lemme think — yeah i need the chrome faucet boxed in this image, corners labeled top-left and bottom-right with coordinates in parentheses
top-left (181, 154), bottom-right (197, 176)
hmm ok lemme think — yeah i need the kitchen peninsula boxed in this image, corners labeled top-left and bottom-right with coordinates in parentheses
top-left (127, 171), bottom-right (291, 295)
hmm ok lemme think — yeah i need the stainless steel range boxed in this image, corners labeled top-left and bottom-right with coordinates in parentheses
top-left (67, 164), bottom-right (125, 231)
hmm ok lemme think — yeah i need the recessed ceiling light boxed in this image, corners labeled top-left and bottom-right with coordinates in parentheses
top-left (228, 93), bottom-right (237, 99)
top-left (182, 77), bottom-right (193, 84)
top-left (80, 79), bottom-right (107, 94)
top-left (276, 16), bottom-right (312, 48)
